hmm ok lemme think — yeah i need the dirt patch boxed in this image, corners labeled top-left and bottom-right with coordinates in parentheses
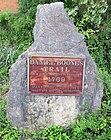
top-left (0, 0), bottom-right (18, 12)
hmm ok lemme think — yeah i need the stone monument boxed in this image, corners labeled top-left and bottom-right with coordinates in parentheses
top-left (7, 2), bottom-right (103, 130)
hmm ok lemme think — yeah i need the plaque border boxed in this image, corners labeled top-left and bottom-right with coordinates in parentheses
top-left (27, 55), bottom-right (85, 96)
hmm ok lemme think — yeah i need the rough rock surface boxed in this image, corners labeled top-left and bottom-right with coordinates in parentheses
top-left (7, 2), bottom-right (103, 130)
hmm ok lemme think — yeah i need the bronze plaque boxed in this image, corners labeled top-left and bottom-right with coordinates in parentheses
top-left (28, 56), bottom-right (85, 95)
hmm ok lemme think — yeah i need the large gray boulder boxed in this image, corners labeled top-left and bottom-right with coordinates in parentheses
top-left (7, 2), bottom-right (103, 130)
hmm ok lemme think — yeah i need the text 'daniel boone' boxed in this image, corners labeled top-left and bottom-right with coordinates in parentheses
top-left (28, 56), bottom-right (85, 95)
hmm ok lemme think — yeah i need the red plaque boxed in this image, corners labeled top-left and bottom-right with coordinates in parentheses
top-left (28, 56), bottom-right (85, 95)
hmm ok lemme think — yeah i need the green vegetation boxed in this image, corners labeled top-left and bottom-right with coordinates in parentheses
top-left (0, 0), bottom-right (111, 139)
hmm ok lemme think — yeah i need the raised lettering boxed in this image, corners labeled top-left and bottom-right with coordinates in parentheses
top-left (30, 59), bottom-right (35, 65)
top-left (44, 67), bottom-right (48, 72)
top-left (56, 67), bottom-right (60, 72)
top-left (49, 67), bottom-right (54, 72)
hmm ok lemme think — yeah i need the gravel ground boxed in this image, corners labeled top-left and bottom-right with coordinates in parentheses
top-left (0, 0), bottom-right (18, 12)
